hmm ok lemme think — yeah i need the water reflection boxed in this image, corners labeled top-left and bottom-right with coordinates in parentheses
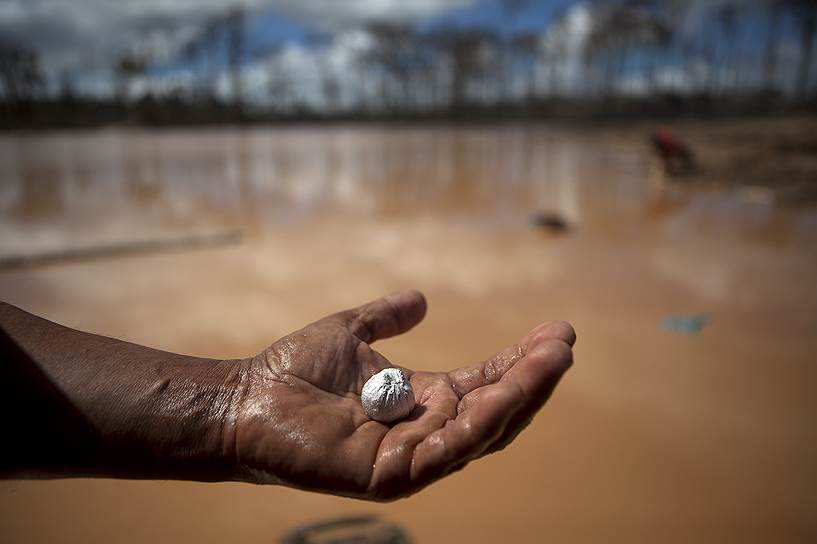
top-left (0, 126), bottom-right (813, 257)
top-left (15, 141), bottom-right (66, 222)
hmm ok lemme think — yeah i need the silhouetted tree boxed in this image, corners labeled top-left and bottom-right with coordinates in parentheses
top-left (787, 0), bottom-right (817, 97)
top-left (264, 47), bottom-right (294, 113)
top-left (0, 42), bottom-right (44, 103)
top-left (361, 22), bottom-right (429, 112)
top-left (510, 32), bottom-right (542, 101)
top-left (431, 28), bottom-right (500, 110)
top-left (115, 52), bottom-right (148, 103)
top-left (764, 0), bottom-right (785, 91)
top-left (226, 7), bottom-right (246, 116)
top-left (321, 68), bottom-right (340, 113)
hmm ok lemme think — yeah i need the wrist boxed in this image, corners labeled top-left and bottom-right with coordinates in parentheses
top-left (0, 301), bottom-right (249, 481)
top-left (120, 354), bottom-right (249, 482)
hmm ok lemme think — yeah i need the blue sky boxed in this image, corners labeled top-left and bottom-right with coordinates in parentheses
top-left (419, 0), bottom-right (577, 36)
top-left (243, 0), bottom-right (581, 56)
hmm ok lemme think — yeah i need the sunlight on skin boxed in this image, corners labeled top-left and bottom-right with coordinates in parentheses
top-left (229, 290), bottom-right (576, 500)
top-left (0, 291), bottom-right (574, 502)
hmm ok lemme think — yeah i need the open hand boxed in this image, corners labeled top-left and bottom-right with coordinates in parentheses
top-left (226, 291), bottom-right (575, 501)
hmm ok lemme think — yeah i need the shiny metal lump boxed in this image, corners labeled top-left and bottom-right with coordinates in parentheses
top-left (360, 368), bottom-right (415, 423)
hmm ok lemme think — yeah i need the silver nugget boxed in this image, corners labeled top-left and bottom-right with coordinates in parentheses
top-left (361, 368), bottom-right (415, 423)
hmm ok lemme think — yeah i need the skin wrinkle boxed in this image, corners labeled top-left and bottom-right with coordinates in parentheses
top-left (370, 431), bottom-right (406, 493)
top-left (416, 384), bottom-right (518, 483)
top-left (380, 296), bottom-right (404, 337)
top-left (482, 355), bottom-right (499, 384)
top-left (356, 421), bottom-right (390, 492)
top-left (350, 339), bottom-right (373, 392)
top-left (372, 412), bottom-right (446, 499)
top-left (338, 434), bottom-right (372, 492)
top-left (416, 377), bottom-right (435, 406)
top-left (368, 373), bottom-right (452, 496)
top-left (352, 313), bottom-right (377, 344)
top-left (440, 373), bottom-right (459, 400)
top-left (447, 342), bottom-right (525, 398)
top-left (409, 423), bottom-right (450, 482)
top-left (236, 375), bottom-right (366, 490)
top-left (269, 338), bottom-right (296, 375)
top-left (460, 400), bottom-right (509, 461)
top-left (368, 418), bottom-right (409, 493)
top-left (283, 370), bottom-right (350, 399)
top-left (259, 350), bottom-right (283, 382)
top-left (485, 339), bottom-right (573, 454)
top-left (217, 358), bottom-right (252, 469)
top-left (400, 374), bottom-right (488, 496)
top-left (388, 398), bottom-right (455, 495)
top-left (151, 370), bottom-right (215, 461)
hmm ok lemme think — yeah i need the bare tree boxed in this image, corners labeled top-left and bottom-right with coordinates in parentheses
top-left (264, 47), bottom-right (294, 113)
top-left (510, 32), bottom-right (542, 101)
top-left (226, 6), bottom-right (246, 116)
top-left (0, 42), bottom-right (44, 103)
top-left (430, 28), bottom-right (500, 110)
top-left (764, 0), bottom-right (785, 91)
top-left (320, 66), bottom-right (340, 113)
top-left (115, 52), bottom-right (148, 103)
top-left (787, 0), bottom-right (817, 97)
top-left (585, 1), bottom-right (675, 97)
top-left (360, 22), bottom-right (422, 112)
top-left (500, 0), bottom-right (533, 102)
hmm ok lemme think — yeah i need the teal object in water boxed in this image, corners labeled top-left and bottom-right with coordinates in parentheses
top-left (663, 315), bottom-right (707, 334)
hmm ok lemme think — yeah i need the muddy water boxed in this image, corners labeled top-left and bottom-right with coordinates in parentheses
top-left (0, 125), bottom-right (816, 543)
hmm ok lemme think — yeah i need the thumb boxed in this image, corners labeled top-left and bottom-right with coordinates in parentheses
top-left (333, 290), bottom-right (427, 344)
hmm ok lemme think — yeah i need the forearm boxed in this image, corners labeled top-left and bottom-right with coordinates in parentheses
top-left (0, 301), bottom-right (242, 481)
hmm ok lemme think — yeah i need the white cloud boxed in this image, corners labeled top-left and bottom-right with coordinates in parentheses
top-left (193, 28), bottom-right (374, 110)
top-left (0, 0), bottom-right (474, 93)
top-left (540, 2), bottom-right (592, 95)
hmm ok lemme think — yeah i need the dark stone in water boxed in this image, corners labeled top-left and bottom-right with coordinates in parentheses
top-left (281, 515), bottom-right (411, 544)
top-left (529, 211), bottom-right (570, 233)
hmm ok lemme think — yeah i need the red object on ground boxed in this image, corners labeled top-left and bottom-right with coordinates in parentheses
top-left (649, 128), bottom-right (696, 174)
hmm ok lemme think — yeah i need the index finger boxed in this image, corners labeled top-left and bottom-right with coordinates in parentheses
top-left (448, 320), bottom-right (576, 397)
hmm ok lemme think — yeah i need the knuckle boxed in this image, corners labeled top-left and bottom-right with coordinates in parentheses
top-left (482, 358), bottom-right (499, 384)
top-left (380, 298), bottom-right (403, 333)
top-left (352, 314), bottom-right (376, 343)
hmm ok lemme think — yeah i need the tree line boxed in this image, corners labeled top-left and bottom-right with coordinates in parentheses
top-left (1, 0), bottom-right (816, 127)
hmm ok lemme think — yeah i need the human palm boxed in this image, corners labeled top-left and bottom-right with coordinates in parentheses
top-left (229, 291), bottom-right (575, 501)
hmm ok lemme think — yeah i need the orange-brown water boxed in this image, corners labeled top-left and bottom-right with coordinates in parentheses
top-left (1, 124), bottom-right (816, 543)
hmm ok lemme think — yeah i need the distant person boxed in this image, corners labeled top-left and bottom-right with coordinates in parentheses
top-left (649, 128), bottom-right (697, 176)
top-left (0, 291), bottom-right (574, 500)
